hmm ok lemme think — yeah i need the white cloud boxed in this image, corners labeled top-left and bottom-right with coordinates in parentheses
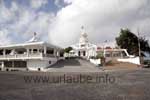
top-left (0, 0), bottom-right (150, 47)
top-left (30, 0), bottom-right (48, 9)
top-left (54, 0), bottom-right (62, 8)
top-left (0, 0), bottom-right (54, 45)
top-left (49, 0), bottom-right (150, 47)
top-left (0, 30), bottom-right (12, 45)
top-left (23, 12), bottom-right (54, 39)
top-left (0, 1), bottom-right (16, 23)
top-left (63, 0), bottom-right (73, 4)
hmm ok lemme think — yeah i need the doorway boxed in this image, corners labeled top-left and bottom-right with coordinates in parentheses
top-left (83, 51), bottom-right (86, 56)
top-left (78, 51), bottom-right (81, 57)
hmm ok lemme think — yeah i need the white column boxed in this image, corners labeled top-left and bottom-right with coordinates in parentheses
top-left (37, 49), bottom-right (40, 53)
top-left (31, 49), bottom-right (33, 54)
top-left (57, 51), bottom-right (60, 57)
top-left (53, 49), bottom-right (56, 57)
top-left (3, 49), bottom-right (5, 57)
top-left (0, 62), bottom-right (4, 71)
top-left (11, 49), bottom-right (15, 55)
top-left (44, 46), bottom-right (47, 55)
top-left (26, 48), bottom-right (29, 57)
top-left (104, 49), bottom-right (106, 58)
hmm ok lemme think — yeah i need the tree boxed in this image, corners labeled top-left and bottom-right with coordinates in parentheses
top-left (116, 28), bottom-right (150, 56)
top-left (64, 47), bottom-right (73, 53)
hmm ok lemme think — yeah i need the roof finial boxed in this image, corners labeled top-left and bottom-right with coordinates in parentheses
top-left (81, 26), bottom-right (84, 29)
top-left (81, 26), bottom-right (84, 32)
top-left (27, 32), bottom-right (39, 43)
top-left (34, 32), bottom-right (37, 37)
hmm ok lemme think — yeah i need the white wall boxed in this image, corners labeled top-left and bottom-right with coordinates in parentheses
top-left (27, 60), bottom-right (48, 71)
top-left (27, 58), bottom-right (58, 71)
top-left (88, 48), bottom-right (97, 57)
top-left (117, 57), bottom-right (140, 65)
top-left (90, 59), bottom-right (101, 65)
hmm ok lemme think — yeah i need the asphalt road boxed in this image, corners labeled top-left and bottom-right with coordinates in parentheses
top-left (0, 69), bottom-right (150, 100)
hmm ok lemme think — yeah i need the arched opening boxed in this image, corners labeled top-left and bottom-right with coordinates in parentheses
top-left (38, 68), bottom-right (41, 71)
top-left (83, 51), bottom-right (86, 56)
top-left (78, 51), bottom-right (81, 57)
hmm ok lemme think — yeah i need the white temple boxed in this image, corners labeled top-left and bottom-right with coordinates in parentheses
top-left (70, 27), bottom-right (97, 59)
top-left (0, 33), bottom-right (62, 71)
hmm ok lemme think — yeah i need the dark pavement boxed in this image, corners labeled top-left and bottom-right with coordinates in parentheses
top-left (48, 58), bottom-right (99, 72)
top-left (0, 69), bottom-right (150, 100)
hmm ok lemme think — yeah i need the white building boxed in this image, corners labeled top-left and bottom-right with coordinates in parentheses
top-left (69, 28), bottom-right (139, 65)
top-left (96, 47), bottom-right (131, 58)
top-left (70, 30), bottom-right (97, 59)
top-left (0, 33), bottom-right (62, 71)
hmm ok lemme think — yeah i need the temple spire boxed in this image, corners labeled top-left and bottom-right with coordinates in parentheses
top-left (79, 26), bottom-right (88, 44)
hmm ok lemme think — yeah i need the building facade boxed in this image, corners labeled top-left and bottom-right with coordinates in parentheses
top-left (0, 33), bottom-right (62, 71)
top-left (69, 28), bottom-right (132, 60)
top-left (70, 31), bottom-right (97, 59)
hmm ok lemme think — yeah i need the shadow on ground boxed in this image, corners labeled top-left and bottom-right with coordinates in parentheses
top-left (50, 58), bottom-right (81, 68)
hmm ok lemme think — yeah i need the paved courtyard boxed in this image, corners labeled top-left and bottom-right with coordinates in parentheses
top-left (47, 58), bottom-right (100, 72)
top-left (0, 68), bottom-right (150, 100)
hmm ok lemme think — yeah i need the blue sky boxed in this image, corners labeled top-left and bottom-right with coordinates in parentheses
top-left (0, 0), bottom-right (150, 47)
top-left (3, 0), bottom-right (64, 14)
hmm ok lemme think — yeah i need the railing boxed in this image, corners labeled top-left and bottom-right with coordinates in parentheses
top-left (28, 53), bottom-right (43, 58)
top-left (16, 54), bottom-right (27, 58)
top-left (43, 54), bottom-right (55, 57)
top-left (0, 53), bottom-right (56, 59)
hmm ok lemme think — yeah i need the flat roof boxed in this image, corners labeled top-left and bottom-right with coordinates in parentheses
top-left (97, 48), bottom-right (127, 52)
top-left (0, 41), bottom-right (61, 49)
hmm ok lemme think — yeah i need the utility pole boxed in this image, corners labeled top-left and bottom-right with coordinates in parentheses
top-left (137, 28), bottom-right (141, 64)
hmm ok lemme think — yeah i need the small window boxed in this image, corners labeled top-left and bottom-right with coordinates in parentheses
top-left (0, 50), bottom-right (3, 55)
top-left (29, 49), bottom-right (32, 53)
top-left (33, 49), bottom-right (38, 53)
top-left (81, 45), bottom-right (85, 47)
top-left (5, 50), bottom-right (11, 55)
top-left (38, 68), bottom-right (41, 71)
top-left (49, 61), bottom-right (51, 64)
top-left (47, 49), bottom-right (54, 54)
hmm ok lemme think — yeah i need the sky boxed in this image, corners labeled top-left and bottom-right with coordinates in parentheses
top-left (0, 0), bottom-right (150, 47)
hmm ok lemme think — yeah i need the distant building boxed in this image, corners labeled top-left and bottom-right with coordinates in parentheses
top-left (0, 33), bottom-right (62, 71)
top-left (69, 27), bottom-right (132, 60)
top-left (70, 29), bottom-right (97, 59)
top-left (96, 47), bottom-right (131, 58)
